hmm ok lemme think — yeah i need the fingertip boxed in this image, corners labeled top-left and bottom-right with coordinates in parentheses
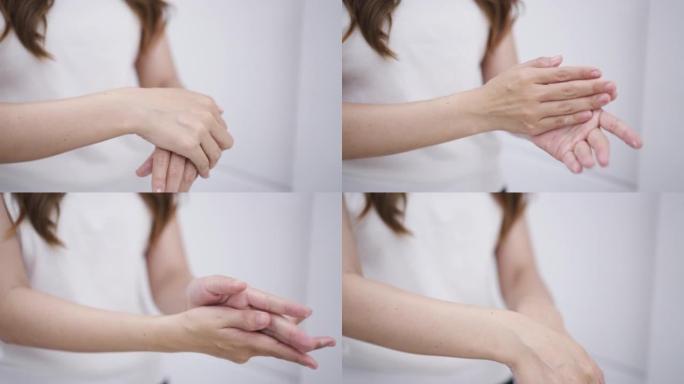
top-left (255, 311), bottom-right (271, 328)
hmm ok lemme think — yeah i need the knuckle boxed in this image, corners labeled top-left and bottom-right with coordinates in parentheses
top-left (555, 69), bottom-right (571, 81)
top-left (561, 85), bottom-right (575, 97)
top-left (557, 102), bottom-right (573, 114)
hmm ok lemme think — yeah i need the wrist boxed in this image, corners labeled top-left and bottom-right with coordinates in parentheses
top-left (99, 88), bottom-right (147, 137)
top-left (147, 314), bottom-right (185, 353)
top-left (489, 310), bottom-right (537, 368)
top-left (444, 88), bottom-right (495, 136)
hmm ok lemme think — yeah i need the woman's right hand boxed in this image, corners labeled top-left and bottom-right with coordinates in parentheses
top-left (118, 88), bottom-right (234, 178)
top-left (474, 55), bottom-right (615, 136)
top-left (163, 306), bottom-right (321, 369)
top-left (505, 313), bottom-right (605, 384)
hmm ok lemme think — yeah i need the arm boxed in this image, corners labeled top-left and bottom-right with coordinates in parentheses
top-left (496, 216), bottom-right (565, 332)
top-left (342, 199), bottom-right (522, 364)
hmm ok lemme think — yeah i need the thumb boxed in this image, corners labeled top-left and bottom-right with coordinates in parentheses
top-left (203, 275), bottom-right (248, 297)
top-left (520, 55), bottom-right (563, 68)
top-left (136, 154), bottom-right (153, 177)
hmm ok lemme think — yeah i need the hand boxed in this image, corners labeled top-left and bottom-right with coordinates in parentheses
top-left (186, 275), bottom-right (336, 353)
top-left (163, 306), bottom-right (320, 369)
top-left (118, 87), bottom-right (234, 178)
top-left (505, 313), bottom-right (605, 384)
top-left (136, 147), bottom-right (198, 192)
top-left (531, 109), bottom-right (643, 173)
top-left (475, 55), bottom-right (614, 136)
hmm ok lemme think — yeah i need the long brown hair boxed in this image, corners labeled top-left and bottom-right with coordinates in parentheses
top-left (360, 193), bottom-right (526, 247)
top-left (0, 0), bottom-right (168, 59)
top-left (7, 193), bottom-right (176, 249)
top-left (342, 0), bottom-right (520, 59)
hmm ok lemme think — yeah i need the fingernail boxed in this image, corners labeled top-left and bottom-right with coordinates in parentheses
top-left (605, 82), bottom-right (616, 92)
top-left (155, 188), bottom-right (163, 193)
top-left (591, 69), bottom-right (602, 77)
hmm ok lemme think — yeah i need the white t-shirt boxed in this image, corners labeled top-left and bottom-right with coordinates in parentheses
top-left (0, 193), bottom-right (163, 384)
top-left (342, 0), bottom-right (503, 191)
top-left (0, 0), bottom-right (152, 191)
top-left (343, 193), bottom-right (512, 384)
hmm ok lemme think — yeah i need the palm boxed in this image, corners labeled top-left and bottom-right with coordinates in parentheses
top-left (532, 111), bottom-right (601, 172)
top-left (530, 109), bottom-right (642, 173)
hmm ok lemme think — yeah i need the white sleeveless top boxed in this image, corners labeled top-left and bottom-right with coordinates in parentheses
top-left (0, 193), bottom-right (162, 384)
top-left (0, 0), bottom-right (151, 191)
top-left (343, 193), bottom-right (512, 384)
top-left (342, 0), bottom-right (503, 192)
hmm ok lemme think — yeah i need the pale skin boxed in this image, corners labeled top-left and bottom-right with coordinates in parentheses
top-left (342, 30), bottom-right (642, 174)
top-left (0, 198), bottom-right (335, 369)
top-left (0, 30), bottom-right (220, 191)
top-left (342, 198), bottom-right (605, 384)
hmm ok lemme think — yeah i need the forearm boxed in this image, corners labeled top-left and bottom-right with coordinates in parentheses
top-left (0, 90), bottom-right (137, 163)
top-left (502, 269), bottom-right (565, 332)
top-left (343, 273), bottom-right (529, 366)
top-left (151, 269), bottom-right (194, 315)
top-left (342, 89), bottom-right (491, 159)
top-left (0, 286), bottom-right (174, 353)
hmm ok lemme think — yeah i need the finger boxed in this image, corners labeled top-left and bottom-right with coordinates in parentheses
top-left (246, 288), bottom-right (313, 319)
top-left (203, 275), bottom-right (248, 297)
top-left (561, 151), bottom-right (583, 174)
top-left (519, 55), bottom-right (563, 68)
top-left (540, 93), bottom-right (611, 119)
top-left (574, 140), bottom-right (595, 168)
top-left (179, 161), bottom-right (198, 192)
top-left (587, 128), bottom-right (610, 167)
top-left (200, 132), bottom-right (223, 169)
top-left (312, 336), bottom-right (336, 350)
top-left (136, 154), bottom-right (153, 177)
top-left (538, 110), bottom-right (593, 131)
top-left (219, 308), bottom-right (272, 331)
top-left (232, 330), bottom-right (318, 369)
top-left (540, 80), bottom-right (616, 102)
top-left (533, 66), bottom-right (602, 84)
top-left (211, 115), bottom-right (234, 150)
top-left (151, 149), bottom-right (171, 193)
top-left (263, 315), bottom-right (319, 353)
top-left (599, 110), bottom-right (643, 149)
top-left (187, 145), bottom-right (211, 178)
top-left (165, 153), bottom-right (186, 193)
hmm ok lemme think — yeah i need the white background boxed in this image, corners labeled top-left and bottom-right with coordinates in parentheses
top-left (165, 0), bottom-right (340, 192)
top-left (527, 193), bottom-right (683, 384)
top-left (502, 0), bottom-right (684, 191)
top-left (160, 193), bottom-right (341, 384)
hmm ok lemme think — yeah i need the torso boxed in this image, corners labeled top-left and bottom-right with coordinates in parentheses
top-left (342, 0), bottom-right (503, 191)
top-left (0, 193), bottom-right (162, 384)
top-left (0, 0), bottom-right (151, 191)
top-left (343, 192), bottom-right (512, 383)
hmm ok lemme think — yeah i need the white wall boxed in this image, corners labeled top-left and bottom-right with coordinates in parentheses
top-left (160, 193), bottom-right (340, 383)
top-left (527, 193), bottom-right (681, 383)
top-left (637, 1), bottom-right (684, 191)
top-left (646, 194), bottom-right (684, 383)
top-left (166, 0), bottom-right (340, 192)
top-left (505, 0), bottom-right (683, 191)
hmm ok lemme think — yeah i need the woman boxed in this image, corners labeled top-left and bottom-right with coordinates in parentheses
top-left (0, 0), bottom-right (228, 192)
top-left (342, 0), bottom-right (643, 191)
top-left (0, 193), bottom-right (335, 383)
top-left (342, 193), bottom-right (604, 384)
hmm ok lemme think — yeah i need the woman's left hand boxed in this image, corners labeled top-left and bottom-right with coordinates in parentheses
top-left (530, 109), bottom-right (643, 173)
top-left (136, 147), bottom-right (199, 192)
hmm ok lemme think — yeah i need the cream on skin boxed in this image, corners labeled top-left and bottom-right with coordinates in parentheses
top-left (342, 200), bottom-right (606, 384)
top-left (342, 31), bottom-right (642, 174)
top-left (0, 201), bottom-right (335, 369)
top-left (0, 32), bottom-right (228, 189)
